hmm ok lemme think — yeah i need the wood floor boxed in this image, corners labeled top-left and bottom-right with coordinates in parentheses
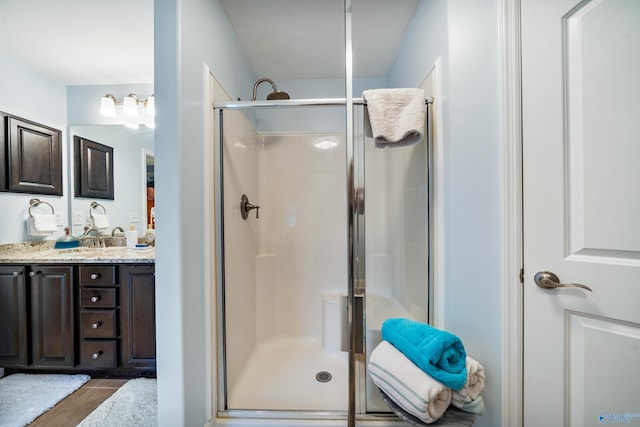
top-left (29, 378), bottom-right (127, 427)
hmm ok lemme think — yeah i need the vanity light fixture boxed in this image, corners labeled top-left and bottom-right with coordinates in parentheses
top-left (99, 93), bottom-right (155, 128)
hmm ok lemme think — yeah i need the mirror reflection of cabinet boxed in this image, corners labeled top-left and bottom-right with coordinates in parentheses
top-left (74, 136), bottom-right (114, 200)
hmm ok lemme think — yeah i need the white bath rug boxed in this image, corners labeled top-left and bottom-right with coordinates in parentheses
top-left (77, 377), bottom-right (157, 427)
top-left (0, 373), bottom-right (90, 427)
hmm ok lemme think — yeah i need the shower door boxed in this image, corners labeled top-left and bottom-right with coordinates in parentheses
top-left (216, 104), bottom-right (350, 416)
top-left (215, 101), bottom-right (430, 420)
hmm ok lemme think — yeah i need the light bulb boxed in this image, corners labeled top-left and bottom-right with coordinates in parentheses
top-left (146, 94), bottom-right (155, 116)
top-left (99, 95), bottom-right (117, 118)
top-left (123, 94), bottom-right (139, 117)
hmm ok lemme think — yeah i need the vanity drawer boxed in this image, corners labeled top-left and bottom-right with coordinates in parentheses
top-left (80, 309), bottom-right (118, 338)
top-left (80, 288), bottom-right (116, 308)
top-left (79, 266), bottom-right (117, 286)
top-left (80, 340), bottom-right (117, 368)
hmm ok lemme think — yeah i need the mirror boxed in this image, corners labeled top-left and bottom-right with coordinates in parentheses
top-left (68, 125), bottom-right (154, 238)
top-left (145, 150), bottom-right (155, 231)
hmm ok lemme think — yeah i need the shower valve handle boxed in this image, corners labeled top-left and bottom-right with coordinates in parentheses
top-left (240, 194), bottom-right (260, 220)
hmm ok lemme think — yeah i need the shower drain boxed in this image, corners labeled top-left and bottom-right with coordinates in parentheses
top-left (315, 371), bottom-right (332, 383)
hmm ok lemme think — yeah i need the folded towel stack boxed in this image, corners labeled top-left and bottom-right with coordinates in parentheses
top-left (368, 318), bottom-right (486, 424)
top-left (27, 214), bottom-right (57, 236)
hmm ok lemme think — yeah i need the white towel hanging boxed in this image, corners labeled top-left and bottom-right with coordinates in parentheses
top-left (27, 214), bottom-right (57, 236)
top-left (363, 88), bottom-right (426, 147)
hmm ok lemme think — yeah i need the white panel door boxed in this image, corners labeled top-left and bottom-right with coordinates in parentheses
top-left (522, 0), bottom-right (640, 426)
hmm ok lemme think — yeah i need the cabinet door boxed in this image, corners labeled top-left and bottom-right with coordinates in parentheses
top-left (30, 265), bottom-right (75, 367)
top-left (120, 264), bottom-right (156, 369)
top-left (0, 265), bottom-right (28, 366)
top-left (74, 136), bottom-right (114, 200)
top-left (4, 114), bottom-right (63, 195)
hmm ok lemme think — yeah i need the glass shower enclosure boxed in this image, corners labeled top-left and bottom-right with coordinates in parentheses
top-left (214, 98), bottom-right (431, 422)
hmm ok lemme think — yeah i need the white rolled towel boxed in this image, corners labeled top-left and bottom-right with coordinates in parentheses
top-left (451, 356), bottom-right (485, 406)
top-left (369, 341), bottom-right (451, 424)
top-left (27, 214), bottom-right (57, 236)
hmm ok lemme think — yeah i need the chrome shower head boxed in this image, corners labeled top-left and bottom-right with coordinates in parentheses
top-left (251, 77), bottom-right (290, 101)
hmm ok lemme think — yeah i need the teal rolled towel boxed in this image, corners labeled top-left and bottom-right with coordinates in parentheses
top-left (381, 318), bottom-right (468, 390)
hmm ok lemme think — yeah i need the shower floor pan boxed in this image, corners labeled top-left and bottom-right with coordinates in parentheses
top-left (227, 335), bottom-right (348, 411)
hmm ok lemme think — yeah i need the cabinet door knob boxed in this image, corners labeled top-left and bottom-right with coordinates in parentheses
top-left (29, 271), bottom-right (35, 277)
top-left (90, 296), bottom-right (100, 303)
top-left (12, 271), bottom-right (21, 277)
top-left (90, 273), bottom-right (100, 280)
top-left (91, 321), bottom-right (102, 329)
top-left (92, 351), bottom-right (103, 359)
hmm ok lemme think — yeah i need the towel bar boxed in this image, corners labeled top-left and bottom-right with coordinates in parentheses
top-left (28, 198), bottom-right (55, 217)
top-left (90, 201), bottom-right (107, 219)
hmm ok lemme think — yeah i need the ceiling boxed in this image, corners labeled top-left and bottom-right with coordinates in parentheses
top-left (0, 0), bottom-right (418, 86)
top-left (0, 0), bottom-right (154, 85)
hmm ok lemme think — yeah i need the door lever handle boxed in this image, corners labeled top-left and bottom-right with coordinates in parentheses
top-left (534, 271), bottom-right (592, 292)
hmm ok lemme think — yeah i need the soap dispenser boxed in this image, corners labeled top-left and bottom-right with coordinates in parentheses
top-left (125, 225), bottom-right (138, 249)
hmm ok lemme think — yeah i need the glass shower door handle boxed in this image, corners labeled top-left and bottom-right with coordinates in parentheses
top-left (340, 294), bottom-right (364, 354)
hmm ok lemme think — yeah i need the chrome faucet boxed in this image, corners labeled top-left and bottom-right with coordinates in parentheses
top-left (83, 227), bottom-right (104, 248)
top-left (83, 227), bottom-right (100, 236)
top-left (111, 226), bottom-right (125, 236)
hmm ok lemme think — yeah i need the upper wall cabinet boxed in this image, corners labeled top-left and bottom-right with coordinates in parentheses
top-left (0, 112), bottom-right (63, 196)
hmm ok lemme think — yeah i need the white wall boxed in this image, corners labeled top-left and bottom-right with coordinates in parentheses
top-left (154, 0), bottom-right (256, 425)
top-left (0, 52), bottom-right (68, 244)
top-left (389, 1), bottom-right (503, 426)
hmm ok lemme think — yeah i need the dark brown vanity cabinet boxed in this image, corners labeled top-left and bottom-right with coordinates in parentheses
top-left (0, 265), bottom-right (28, 366)
top-left (0, 113), bottom-right (63, 195)
top-left (78, 264), bottom-right (157, 372)
top-left (0, 262), bottom-right (156, 374)
top-left (120, 265), bottom-right (156, 370)
top-left (0, 265), bottom-right (74, 368)
top-left (78, 265), bottom-right (119, 369)
top-left (30, 265), bottom-right (75, 367)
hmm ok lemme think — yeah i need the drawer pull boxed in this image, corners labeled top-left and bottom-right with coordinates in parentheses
top-left (92, 351), bottom-right (103, 359)
top-left (90, 295), bottom-right (101, 303)
top-left (90, 273), bottom-right (101, 280)
top-left (91, 321), bottom-right (102, 329)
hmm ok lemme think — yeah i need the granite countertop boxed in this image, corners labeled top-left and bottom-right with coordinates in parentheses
top-left (0, 241), bottom-right (155, 264)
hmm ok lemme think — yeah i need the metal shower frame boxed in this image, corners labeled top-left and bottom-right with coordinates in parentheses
top-left (212, 96), bottom-right (432, 425)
